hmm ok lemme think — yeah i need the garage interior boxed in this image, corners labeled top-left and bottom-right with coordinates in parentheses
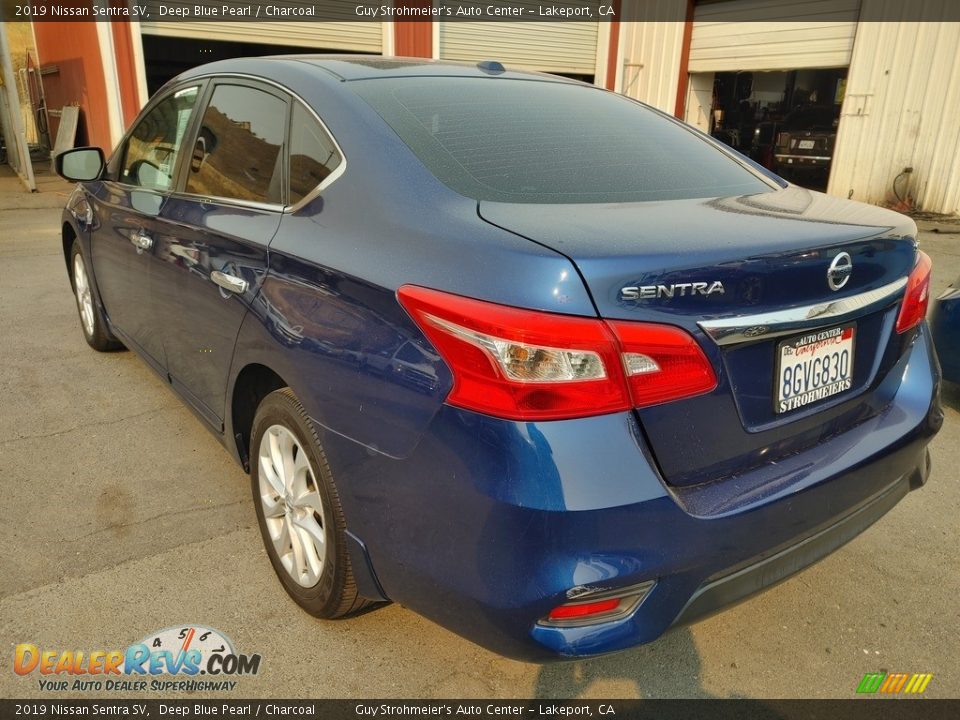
top-left (692, 68), bottom-right (847, 191)
top-left (141, 35), bottom-right (367, 95)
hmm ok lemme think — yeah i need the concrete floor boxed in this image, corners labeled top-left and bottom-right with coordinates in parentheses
top-left (1, 166), bottom-right (957, 699)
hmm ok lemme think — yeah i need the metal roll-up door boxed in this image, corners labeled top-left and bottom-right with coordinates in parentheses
top-left (439, 3), bottom-right (601, 76)
top-left (689, 0), bottom-right (861, 72)
top-left (140, 0), bottom-right (382, 53)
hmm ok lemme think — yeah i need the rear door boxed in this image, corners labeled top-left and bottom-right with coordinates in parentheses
top-left (91, 84), bottom-right (202, 369)
top-left (150, 80), bottom-right (288, 428)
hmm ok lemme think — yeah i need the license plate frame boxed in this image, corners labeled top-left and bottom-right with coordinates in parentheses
top-left (774, 323), bottom-right (856, 414)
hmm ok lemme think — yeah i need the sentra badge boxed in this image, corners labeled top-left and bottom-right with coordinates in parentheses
top-left (620, 281), bottom-right (726, 301)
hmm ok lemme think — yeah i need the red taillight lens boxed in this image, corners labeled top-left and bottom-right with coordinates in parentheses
top-left (397, 285), bottom-right (717, 421)
top-left (547, 598), bottom-right (621, 621)
top-left (896, 251), bottom-right (932, 334)
top-left (609, 320), bottom-right (718, 408)
top-left (397, 285), bottom-right (630, 420)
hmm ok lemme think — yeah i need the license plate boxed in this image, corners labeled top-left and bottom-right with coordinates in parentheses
top-left (798, 139), bottom-right (816, 149)
top-left (775, 324), bottom-right (855, 413)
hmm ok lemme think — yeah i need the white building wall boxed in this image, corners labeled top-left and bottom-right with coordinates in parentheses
top-left (438, 14), bottom-right (600, 76)
top-left (617, 0), bottom-right (688, 113)
top-left (828, 2), bottom-right (960, 214)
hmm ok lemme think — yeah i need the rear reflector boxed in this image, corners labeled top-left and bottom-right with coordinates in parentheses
top-left (540, 580), bottom-right (656, 628)
top-left (896, 251), bottom-right (932, 334)
top-left (397, 285), bottom-right (717, 421)
top-left (547, 598), bottom-right (621, 621)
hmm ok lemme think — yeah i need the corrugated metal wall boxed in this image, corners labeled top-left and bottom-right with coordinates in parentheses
top-left (828, 1), bottom-right (960, 214)
top-left (438, 2), bottom-right (601, 76)
top-left (141, 1), bottom-right (382, 53)
top-left (617, 0), bottom-right (688, 113)
top-left (689, 0), bottom-right (861, 72)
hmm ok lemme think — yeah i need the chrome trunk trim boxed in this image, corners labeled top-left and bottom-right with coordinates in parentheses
top-left (698, 277), bottom-right (907, 346)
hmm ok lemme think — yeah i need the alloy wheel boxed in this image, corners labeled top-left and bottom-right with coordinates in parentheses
top-left (257, 424), bottom-right (328, 587)
top-left (73, 253), bottom-right (95, 337)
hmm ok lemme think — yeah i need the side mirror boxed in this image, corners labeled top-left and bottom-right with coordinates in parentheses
top-left (55, 147), bottom-right (106, 182)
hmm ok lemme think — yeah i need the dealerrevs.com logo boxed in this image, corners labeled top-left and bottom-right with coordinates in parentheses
top-left (14, 625), bottom-right (261, 692)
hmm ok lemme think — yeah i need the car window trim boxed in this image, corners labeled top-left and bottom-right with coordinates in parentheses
top-left (285, 99), bottom-right (347, 213)
top-left (175, 72), bottom-right (348, 214)
top-left (163, 191), bottom-right (288, 214)
top-left (171, 77), bottom-right (292, 211)
top-left (168, 78), bottom-right (215, 197)
top-left (698, 277), bottom-right (908, 347)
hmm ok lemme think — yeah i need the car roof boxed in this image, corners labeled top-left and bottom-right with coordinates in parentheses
top-left (179, 54), bottom-right (582, 85)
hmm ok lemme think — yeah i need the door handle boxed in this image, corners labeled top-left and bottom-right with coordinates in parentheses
top-left (211, 270), bottom-right (248, 295)
top-left (130, 229), bottom-right (153, 252)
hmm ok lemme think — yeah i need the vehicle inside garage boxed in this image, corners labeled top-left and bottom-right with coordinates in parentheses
top-left (141, 35), bottom-right (366, 95)
top-left (698, 68), bottom-right (847, 191)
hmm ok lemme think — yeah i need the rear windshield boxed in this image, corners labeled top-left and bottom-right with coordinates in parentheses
top-left (352, 77), bottom-right (772, 204)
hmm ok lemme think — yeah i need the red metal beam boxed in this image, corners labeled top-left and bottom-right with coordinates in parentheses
top-left (674, 0), bottom-right (695, 118)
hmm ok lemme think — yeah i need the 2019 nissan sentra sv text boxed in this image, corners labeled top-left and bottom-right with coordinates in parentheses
top-left (55, 56), bottom-right (942, 661)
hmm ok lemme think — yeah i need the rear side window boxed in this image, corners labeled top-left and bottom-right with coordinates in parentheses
top-left (353, 78), bottom-right (773, 204)
top-left (289, 103), bottom-right (342, 204)
top-left (121, 86), bottom-right (199, 191)
top-left (186, 84), bottom-right (286, 204)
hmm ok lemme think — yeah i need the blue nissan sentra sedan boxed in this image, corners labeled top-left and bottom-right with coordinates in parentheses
top-left (55, 56), bottom-right (942, 661)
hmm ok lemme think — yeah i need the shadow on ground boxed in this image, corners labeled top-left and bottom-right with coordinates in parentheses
top-left (533, 627), bottom-right (747, 700)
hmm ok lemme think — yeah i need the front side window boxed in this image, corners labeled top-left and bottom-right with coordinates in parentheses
top-left (289, 102), bottom-right (343, 204)
top-left (121, 85), bottom-right (199, 191)
top-left (186, 84), bottom-right (286, 204)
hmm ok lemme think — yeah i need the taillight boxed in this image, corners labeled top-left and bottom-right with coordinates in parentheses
top-left (609, 320), bottom-right (720, 408)
top-left (896, 251), bottom-right (932, 334)
top-left (397, 285), bottom-right (717, 421)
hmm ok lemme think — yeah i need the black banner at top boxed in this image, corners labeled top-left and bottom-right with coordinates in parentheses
top-left (5, 0), bottom-right (960, 23)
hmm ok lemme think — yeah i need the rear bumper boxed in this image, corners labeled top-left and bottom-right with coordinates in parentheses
top-left (672, 460), bottom-right (925, 628)
top-left (326, 325), bottom-right (942, 661)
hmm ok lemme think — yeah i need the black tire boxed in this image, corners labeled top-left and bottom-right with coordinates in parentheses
top-left (250, 388), bottom-right (370, 618)
top-left (70, 239), bottom-right (124, 352)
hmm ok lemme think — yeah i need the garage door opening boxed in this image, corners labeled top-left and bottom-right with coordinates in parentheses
top-left (141, 35), bottom-right (368, 96)
top-left (686, 68), bottom-right (847, 192)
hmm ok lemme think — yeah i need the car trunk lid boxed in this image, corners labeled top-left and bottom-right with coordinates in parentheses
top-left (479, 186), bottom-right (918, 487)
